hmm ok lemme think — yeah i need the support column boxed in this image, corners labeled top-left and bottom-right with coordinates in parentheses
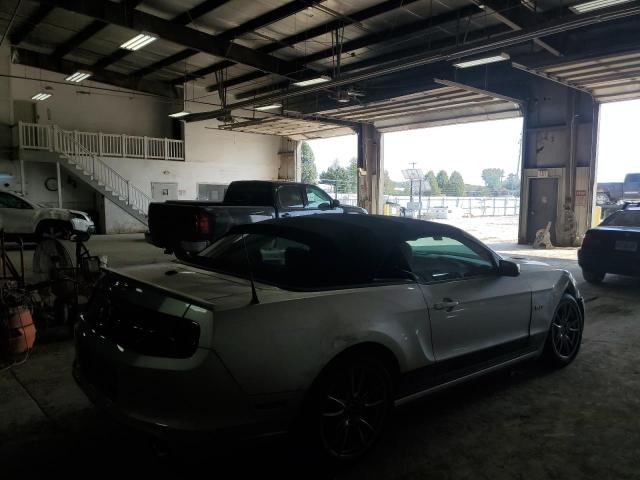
top-left (518, 77), bottom-right (599, 247)
top-left (277, 137), bottom-right (298, 181)
top-left (357, 124), bottom-right (384, 214)
top-left (56, 161), bottom-right (62, 208)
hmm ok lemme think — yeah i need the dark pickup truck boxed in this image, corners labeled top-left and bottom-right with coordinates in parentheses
top-left (148, 180), bottom-right (366, 257)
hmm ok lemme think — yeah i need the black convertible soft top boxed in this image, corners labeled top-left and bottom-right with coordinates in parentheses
top-left (230, 215), bottom-right (474, 282)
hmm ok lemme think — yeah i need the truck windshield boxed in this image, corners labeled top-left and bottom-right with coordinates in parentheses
top-left (224, 183), bottom-right (272, 206)
top-left (601, 211), bottom-right (640, 227)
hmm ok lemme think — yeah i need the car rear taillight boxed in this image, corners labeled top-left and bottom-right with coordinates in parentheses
top-left (195, 212), bottom-right (209, 234)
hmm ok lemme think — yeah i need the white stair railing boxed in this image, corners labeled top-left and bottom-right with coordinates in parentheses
top-left (52, 126), bottom-right (151, 216)
top-left (17, 122), bottom-right (185, 160)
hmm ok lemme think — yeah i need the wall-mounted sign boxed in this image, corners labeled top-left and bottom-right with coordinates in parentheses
top-left (575, 190), bottom-right (587, 206)
top-left (537, 169), bottom-right (549, 178)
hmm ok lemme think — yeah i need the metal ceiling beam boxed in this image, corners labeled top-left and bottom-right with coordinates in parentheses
top-left (170, 0), bottom-right (424, 84)
top-left (473, 0), bottom-right (561, 56)
top-left (32, 0), bottom-right (307, 80)
top-left (110, 0), bottom-right (324, 80)
top-left (9, 4), bottom-right (53, 45)
top-left (52, 20), bottom-right (106, 58)
top-left (234, 23), bottom-right (508, 100)
top-left (52, 0), bottom-right (143, 64)
top-left (210, 4), bottom-right (483, 94)
top-left (12, 47), bottom-right (179, 98)
top-left (132, 49), bottom-right (199, 77)
top-left (434, 78), bottom-right (523, 105)
top-left (185, 1), bottom-right (640, 122)
top-left (511, 61), bottom-right (593, 95)
top-left (171, 0), bottom-right (232, 25)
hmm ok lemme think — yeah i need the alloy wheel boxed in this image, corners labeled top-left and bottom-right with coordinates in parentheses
top-left (319, 363), bottom-right (389, 458)
top-left (551, 301), bottom-right (582, 359)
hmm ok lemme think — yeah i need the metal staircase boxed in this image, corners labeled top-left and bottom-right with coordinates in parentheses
top-left (51, 126), bottom-right (150, 225)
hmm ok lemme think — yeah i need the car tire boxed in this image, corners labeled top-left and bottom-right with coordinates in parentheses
top-left (582, 269), bottom-right (605, 284)
top-left (542, 294), bottom-right (584, 368)
top-left (302, 354), bottom-right (394, 463)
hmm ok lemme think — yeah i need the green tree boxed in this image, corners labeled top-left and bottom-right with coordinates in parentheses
top-left (481, 168), bottom-right (505, 190)
top-left (504, 173), bottom-right (520, 193)
top-left (425, 171), bottom-right (440, 195)
top-left (448, 171), bottom-right (466, 196)
top-left (300, 141), bottom-right (318, 184)
top-left (383, 170), bottom-right (396, 195)
top-left (320, 158), bottom-right (357, 193)
top-left (436, 170), bottom-right (449, 192)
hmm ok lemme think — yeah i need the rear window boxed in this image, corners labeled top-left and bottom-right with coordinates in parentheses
top-left (601, 211), bottom-right (640, 227)
top-left (194, 233), bottom-right (368, 289)
top-left (626, 174), bottom-right (640, 183)
top-left (224, 183), bottom-right (272, 206)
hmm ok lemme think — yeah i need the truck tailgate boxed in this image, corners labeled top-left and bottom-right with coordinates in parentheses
top-left (148, 202), bottom-right (276, 249)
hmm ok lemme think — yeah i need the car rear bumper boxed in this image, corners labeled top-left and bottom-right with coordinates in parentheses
top-left (578, 248), bottom-right (640, 277)
top-left (73, 322), bottom-right (298, 443)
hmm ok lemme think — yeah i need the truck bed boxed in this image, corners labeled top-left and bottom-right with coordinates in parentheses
top-left (148, 202), bottom-right (276, 253)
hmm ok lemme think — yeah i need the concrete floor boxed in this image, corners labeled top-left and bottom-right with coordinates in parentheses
top-left (2, 232), bottom-right (639, 478)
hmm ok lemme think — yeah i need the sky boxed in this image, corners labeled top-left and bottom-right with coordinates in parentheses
top-left (307, 98), bottom-right (640, 185)
top-left (596, 99), bottom-right (640, 183)
top-left (308, 117), bottom-right (523, 185)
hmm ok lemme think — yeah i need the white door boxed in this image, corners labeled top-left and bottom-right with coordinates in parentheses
top-left (151, 182), bottom-right (178, 202)
top-left (403, 233), bottom-right (531, 366)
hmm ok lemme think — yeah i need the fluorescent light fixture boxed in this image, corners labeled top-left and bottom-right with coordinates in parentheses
top-left (292, 76), bottom-right (331, 87)
top-left (453, 53), bottom-right (510, 68)
top-left (255, 103), bottom-right (282, 111)
top-left (65, 71), bottom-right (92, 83)
top-left (168, 110), bottom-right (191, 118)
top-left (570, 0), bottom-right (634, 13)
top-left (31, 93), bottom-right (52, 101)
top-left (120, 33), bottom-right (157, 51)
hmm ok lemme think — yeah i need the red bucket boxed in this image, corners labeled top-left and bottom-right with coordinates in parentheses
top-left (7, 307), bottom-right (36, 355)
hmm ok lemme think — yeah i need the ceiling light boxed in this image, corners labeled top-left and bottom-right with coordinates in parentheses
top-left (255, 104), bottom-right (282, 111)
top-left (32, 93), bottom-right (52, 101)
top-left (292, 76), bottom-right (331, 87)
top-left (453, 53), bottom-right (510, 68)
top-left (570, 0), bottom-right (634, 13)
top-left (65, 71), bottom-right (92, 83)
top-left (120, 33), bottom-right (157, 51)
top-left (168, 110), bottom-right (191, 118)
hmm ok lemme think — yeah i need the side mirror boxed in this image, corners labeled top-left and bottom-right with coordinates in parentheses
top-left (498, 259), bottom-right (520, 277)
top-left (329, 199), bottom-right (340, 208)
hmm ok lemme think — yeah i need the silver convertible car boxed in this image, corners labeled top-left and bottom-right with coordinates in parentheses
top-left (74, 215), bottom-right (584, 460)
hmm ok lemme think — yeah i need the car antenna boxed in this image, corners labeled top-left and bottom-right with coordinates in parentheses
top-left (242, 234), bottom-right (260, 305)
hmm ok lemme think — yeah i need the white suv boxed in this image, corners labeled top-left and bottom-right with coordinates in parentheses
top-left (0, 190), bottom-right (95, 239)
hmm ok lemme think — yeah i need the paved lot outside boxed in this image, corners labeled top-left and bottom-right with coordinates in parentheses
top-left (2, 227), bottom-right (639, 478)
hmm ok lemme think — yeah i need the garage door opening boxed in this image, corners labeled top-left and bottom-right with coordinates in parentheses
top-left (383, 117), bottom-right (524, 246)
top-left (303, 134), bottom-right (358, 206)
top-left (595, 99), bottom-right (640, 221)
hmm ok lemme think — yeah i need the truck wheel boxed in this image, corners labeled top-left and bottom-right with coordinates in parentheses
top-left (582, 269), bottom-right (605, 284)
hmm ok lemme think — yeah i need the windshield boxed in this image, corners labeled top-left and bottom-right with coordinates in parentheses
top-left (601, 210), bottom-right (640, 227)
top-left (194, 232), bottom-right (368, 289)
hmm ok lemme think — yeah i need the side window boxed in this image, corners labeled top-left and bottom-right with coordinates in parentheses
top-left (198, 233), bottom-right (363, 289)
top-left (0, 193), bottom-right (31, 209)
top-left (305, 185), bottom-right (332, 208)
top-left (277, 186), bottom-right (304, 208)
top-left (403, 234), bottom-right (495, 283)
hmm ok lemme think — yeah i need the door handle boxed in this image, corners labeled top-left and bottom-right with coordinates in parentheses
top-left (433, 299), bottom-right (460, 311)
